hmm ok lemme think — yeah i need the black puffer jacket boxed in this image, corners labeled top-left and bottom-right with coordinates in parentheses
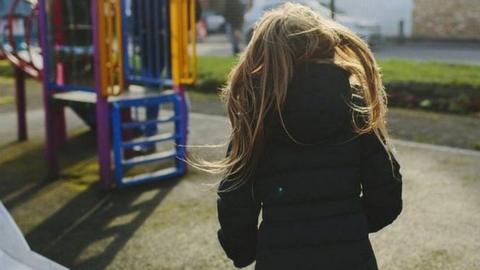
top-left (217, 62), bottom-right (403, 269)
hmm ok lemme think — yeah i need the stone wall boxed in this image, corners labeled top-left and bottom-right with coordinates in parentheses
top-left (413, 0), bottom-right (480, 40)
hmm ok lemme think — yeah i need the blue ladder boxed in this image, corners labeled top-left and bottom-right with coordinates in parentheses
top-left (111, 92), bottom-right (187, 187)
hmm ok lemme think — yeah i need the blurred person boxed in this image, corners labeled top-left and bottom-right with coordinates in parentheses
top-left (223, 0), bottom-right (245, 54)
top-left (192, 3), bottom-right (403, 269)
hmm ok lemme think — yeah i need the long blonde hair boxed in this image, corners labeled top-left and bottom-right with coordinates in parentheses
top-left (191, 3), bottom-right (391, 191)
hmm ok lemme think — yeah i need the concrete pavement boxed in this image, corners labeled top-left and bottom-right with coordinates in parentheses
top-left (197, 34), bottom-right (480, 65)
top-left (0, 109), bottom-right (479, 269)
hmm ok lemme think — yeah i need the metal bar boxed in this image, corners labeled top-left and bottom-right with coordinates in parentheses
top-left (65, 0), bottom-right (78, 82)
top-left (133, 0), bottom-right (142, 77)
top-left (153, 0), bottom-right (161, 82)
top-left (128, 0), bottom-right (134, 77)
top-left (122, 132), bottom-right (177, 149)
top-left (48, 83), bottom-right (96, 92)
top-left (121, 115), bottom-right (179, 129)
top-left (14, 66), bottom-right (27, 141)
top-left (120, 107), bottom-right (136, 160)
top-left (113, 94), bottom-right (176, 107)
top-left (174, 86), bottom-right (188, 172)
top-left (145, 0), bottom-right (153, 78)
top-left (92, 0), bottom-right (113, 189)
top-left (53, 45), bottom-right (94, 55)
top-left (119, 167), bottom-right (182, 188)
top-left (162, 0), bottom-right (171, 79)
top-left (137, 0), bottom-right (145, 77)
top-left (127, 76), bottom-right (163, 86)
top-left (121, 149), bottom-right (176, 168)
top-left (112, 105), bottom-right (124, 187)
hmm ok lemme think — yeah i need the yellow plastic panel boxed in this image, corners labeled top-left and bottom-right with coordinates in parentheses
top-left (97, 0), bottom-right (124, 97)
top-left (170, 0), bottom-right (197, 86)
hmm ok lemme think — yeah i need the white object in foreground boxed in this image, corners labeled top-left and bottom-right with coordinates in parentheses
top-left (0, 202), bottom-right (69, 270)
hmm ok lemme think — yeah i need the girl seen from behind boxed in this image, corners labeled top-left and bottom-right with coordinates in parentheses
top-left (194, 3), bottom-right (403, 269)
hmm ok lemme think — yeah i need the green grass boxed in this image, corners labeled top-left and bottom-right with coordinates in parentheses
top-left (196, 56), bottom-right (238, 91)
top-left (2, 56), bottom-right (480, 89)
top-left (379, 59), bottom-right (480, 87)
top-left (196, 56), bottom-right (480, 89)
top-left (474, 142), bottom-right (480, 151)
top-left (0, 95), bottom-right (14, 105)
top-left (0, 60), bottom-right (13, 79)
top-left (198, 56), bottom-right (238, 79)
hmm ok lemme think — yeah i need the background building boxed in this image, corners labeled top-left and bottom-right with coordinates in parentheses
top-left (325, 0), bottom-right (480, 40)
top-left (413, 0), bottom-right (480, 40)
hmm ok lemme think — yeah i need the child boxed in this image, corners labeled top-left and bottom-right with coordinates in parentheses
top-left (204, 3), bottom-right (402, 269)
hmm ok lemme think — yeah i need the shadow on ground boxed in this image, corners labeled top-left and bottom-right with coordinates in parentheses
top-left (26, 178), bottom-right (180, 269)
top-left (0, 131), bottom-right (96, 208)
top-left (0, 131), bottom-right (182, 269)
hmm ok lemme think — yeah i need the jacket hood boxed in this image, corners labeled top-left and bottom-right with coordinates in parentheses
top-left (266, 62), bottom-right (353, 145)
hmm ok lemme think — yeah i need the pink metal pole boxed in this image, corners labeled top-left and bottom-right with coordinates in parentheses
top-left (54, 63), bottom-right (67, 146)
top-left (14, 66), bottom-right (28, 141)
top-left (91, 0), bottom-right (113, 189)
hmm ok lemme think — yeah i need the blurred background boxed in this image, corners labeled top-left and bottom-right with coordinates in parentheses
top-left (196, 0), bottom-right (480, 62)
top-left (0, 0), bottom-right (479, 269)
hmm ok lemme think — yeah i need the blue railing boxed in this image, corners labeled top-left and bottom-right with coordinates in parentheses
top-left (111, 92), bottom-right (187, 187)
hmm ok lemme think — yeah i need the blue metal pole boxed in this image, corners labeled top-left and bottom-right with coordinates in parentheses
top-left (112, 104), bottom-right (124, 187)
top-left (163, 0), bottom-right (172, 79)
top-left (145, 0), bottom-right (153, 78)
top-left (153, 0), bottom-right (161, 80)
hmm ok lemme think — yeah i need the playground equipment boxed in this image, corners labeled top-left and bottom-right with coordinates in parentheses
top-left (0, 0), bottom-right (197, 188)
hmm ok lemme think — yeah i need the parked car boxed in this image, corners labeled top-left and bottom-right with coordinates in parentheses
top-left (204, 10), bottom-right (226, 33)
top-left (243, 0), bottom-right (381, 45)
